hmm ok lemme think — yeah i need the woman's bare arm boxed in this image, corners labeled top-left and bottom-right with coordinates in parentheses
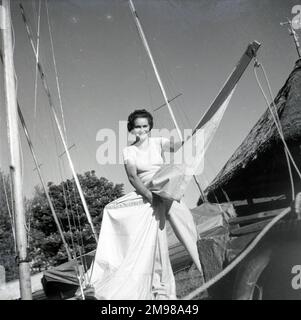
top-left (124, 161), bottom-right (153, 204)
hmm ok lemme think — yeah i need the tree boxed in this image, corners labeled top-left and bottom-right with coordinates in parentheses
top-left (28, 170), bottom-right (124, 270)
top-left (0, 170), bottom-right (18, 281)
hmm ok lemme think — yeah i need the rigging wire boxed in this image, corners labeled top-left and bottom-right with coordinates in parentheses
top-left (182, 58), bottom-right (301, 300)
top-left (70, 148), bottom-right (90, 275)
top-left (19, 2), bottom-right (98, 243)
top-left (48, 114), bottom-right (86, 296)
top-left (20, 2), bottom-right (89, 295)
top-left (58, 141), bottom-right (90, 285)
top-left (47, 104), bottom-right (77, 255)
top-left (33, 0), bottom-right (41, 143)
top-left (253, 60), bottom-right (301, 199)
top-left (23, 1), bottom-right (74, 260)
top-left (31, 0), bottom-right (38, 29)
top-left (46, 0), bottom-right (90, 277)
top-left (71, 179), bottom-right (88, 281)
top-left (45, 0), bottom-right (68, 142)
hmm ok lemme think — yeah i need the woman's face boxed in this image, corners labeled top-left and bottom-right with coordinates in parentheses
top-left (132, 117), bottom-right (150, 141)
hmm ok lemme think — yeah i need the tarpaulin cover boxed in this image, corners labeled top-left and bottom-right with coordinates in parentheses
top-left (42, 251), bottom-right (95, 291)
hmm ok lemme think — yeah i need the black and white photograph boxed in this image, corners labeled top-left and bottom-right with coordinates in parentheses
top-left (0, 0), bottom-right (300, 306)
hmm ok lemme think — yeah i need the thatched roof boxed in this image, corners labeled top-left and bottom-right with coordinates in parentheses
top-left (205, 59), bottom-right (301, 202)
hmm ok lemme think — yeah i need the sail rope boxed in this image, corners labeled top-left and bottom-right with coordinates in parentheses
top-left (45, 0), bottom-right (68, 141)
top-left (183, 58), bottom-right (300, 300)
top-left (33, 0), bottom-right (41, 143)
top-left (16, 0), bottom-right (82, 271)
top-left (57, 158), bottom-right (78, 260)
top-left (45, 0), bottom-right (88, 265)
top-left (45, 0), bottom-right (89, 281)
top-left (19, 2), bottom-right (98, 243)
top-left (72, 182), bottom-right (89, 279)
top-left (49, 107), bottom-right (87, 294)
top-left (254, 62), bottom-right (295, 201)
top-left (253, 59), bottom-right (301, 195)
top-left (57, 142), bottom-right (87, 298)
top-left (18, 2), bottom-right (92, 296)
top-left (47, 0), bottom-right (90, 282)
top-left (182, 206), bottom-right (291, 300)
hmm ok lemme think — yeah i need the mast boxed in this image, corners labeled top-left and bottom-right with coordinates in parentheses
top-left (128, 0), bottom-right (207, 201)
top-left (1, 0), bottom-right (32, 299)
top-left (128, 0), bottom-right (183, 141)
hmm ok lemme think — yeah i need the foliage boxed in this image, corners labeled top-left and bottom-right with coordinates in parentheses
top-left (0, 170), bottom-right (19, 281)
top-left (27, 170), bottom-right (124, 270)
top-left (0, 170), bottom-right (123, 280)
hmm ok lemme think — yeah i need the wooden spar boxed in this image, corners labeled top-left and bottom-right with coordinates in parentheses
top-left (187, 42), bottom-right (260, 203)
top-left (153, 93), bottom-right (183, 112)
top-left (17, 105), bottom-right (73, 261)
top-left (128, 0), bottom-right (183, 142)
top-left (19, 4), bottom-right (98, 243)
top-left (129, 0), bottom-right (206, 201)
top-left (1, 0), bottom-right (32, 299)
top-left (192, 41), bottom-right (261, 135)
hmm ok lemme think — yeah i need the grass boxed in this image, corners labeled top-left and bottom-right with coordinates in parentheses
top-left (175, 264), bottom-right (209, 300)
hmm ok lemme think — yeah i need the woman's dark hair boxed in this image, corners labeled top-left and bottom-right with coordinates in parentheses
top-left (127, 109), bottom-right (153, 132)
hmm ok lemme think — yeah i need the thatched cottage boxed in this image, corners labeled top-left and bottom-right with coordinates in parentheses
top-left (203, 59), bottom-right (301, 215)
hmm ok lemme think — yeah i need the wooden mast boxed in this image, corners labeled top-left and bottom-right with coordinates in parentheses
top-left (0, 48), bottom-right (73, 262)
top-left (128, 0), bottom-right (207, 201)
top-left (1, 0), bottom-right (32, 299)
top-left (128, 0), bottom-right (183, 141)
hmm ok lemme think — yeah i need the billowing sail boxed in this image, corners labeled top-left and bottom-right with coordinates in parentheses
top-left (149, 40), bottom-right (261, 201)
top-left (149, 87), bottom-right (236, 201)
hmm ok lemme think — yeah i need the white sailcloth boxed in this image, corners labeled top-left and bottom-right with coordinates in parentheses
top-left (149, 86), bottom-right (237, 201)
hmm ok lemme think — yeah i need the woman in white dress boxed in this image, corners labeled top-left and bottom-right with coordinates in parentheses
top-left (85, 109), bottom-right (203, 300)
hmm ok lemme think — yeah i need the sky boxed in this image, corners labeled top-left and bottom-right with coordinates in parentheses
top-left (0, 0), bottom-right (300, 208)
